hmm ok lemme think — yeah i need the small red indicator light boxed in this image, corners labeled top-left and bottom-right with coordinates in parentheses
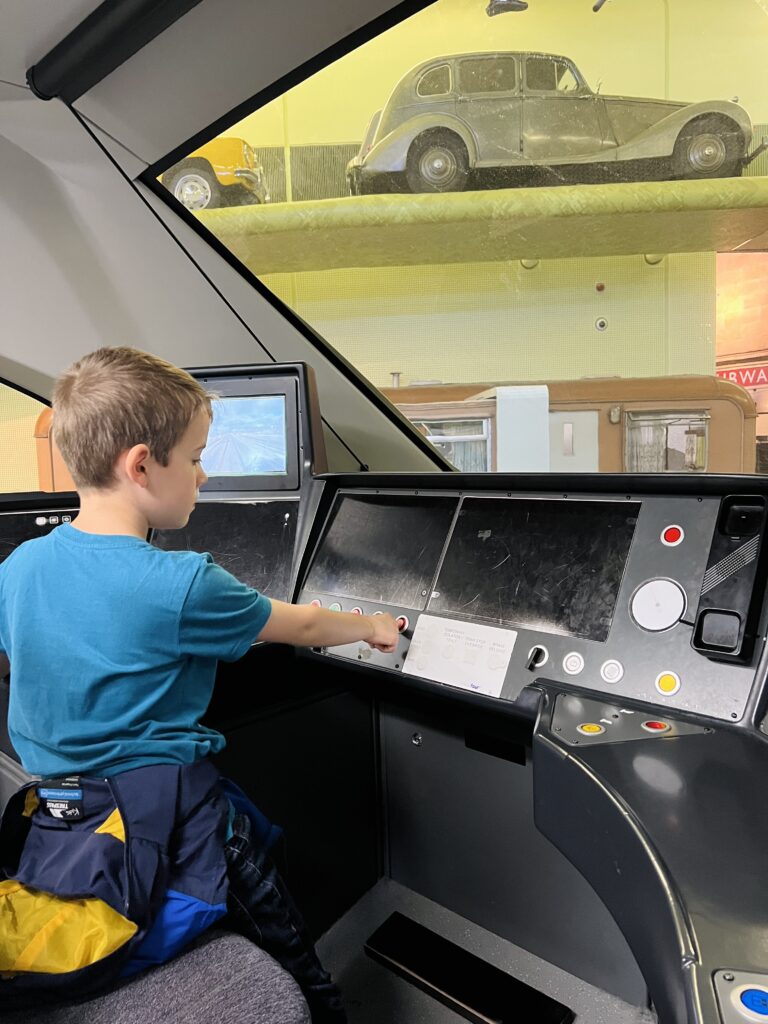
top-left (643, 721), bottom-right (669, 731)
top-left (661, 525), bottom-right (684, 546)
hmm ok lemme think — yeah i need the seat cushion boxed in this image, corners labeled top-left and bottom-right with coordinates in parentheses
top-left (1, 930), bottom-right (311, 1024)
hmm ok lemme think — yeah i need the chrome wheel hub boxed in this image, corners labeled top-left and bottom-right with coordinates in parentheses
top-left (420, 147), bottom-right (458, 186)
top-left (175, 175), bottom-right (212, 210)
top-left (687, 133), bottom-right (727, 172)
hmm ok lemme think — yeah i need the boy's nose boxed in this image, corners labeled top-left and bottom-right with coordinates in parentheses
top-left (197, 465), bottom-right (208, 485)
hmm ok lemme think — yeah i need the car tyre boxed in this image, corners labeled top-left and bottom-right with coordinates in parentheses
top-left (166, 165), bottom-right (222, 210)
top-left (406, 132), bottom-right (470, 193)
top-left (673, 117), bottom-right (744, 180)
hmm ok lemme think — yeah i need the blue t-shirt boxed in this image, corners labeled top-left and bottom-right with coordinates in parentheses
top-left (0, 524), bottom-right (272, 777)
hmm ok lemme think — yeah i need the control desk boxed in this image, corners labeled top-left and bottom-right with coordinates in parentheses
top-left (299, 484), bottom-right (767, 724)
top-left (296, 473), bottom-right (768, 1024)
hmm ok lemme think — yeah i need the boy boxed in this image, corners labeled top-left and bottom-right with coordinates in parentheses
top-left (0, 346), bottom-right (398, 1019)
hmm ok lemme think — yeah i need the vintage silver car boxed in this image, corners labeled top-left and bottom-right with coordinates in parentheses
top-left (347, 51), bottom-right (756, 194)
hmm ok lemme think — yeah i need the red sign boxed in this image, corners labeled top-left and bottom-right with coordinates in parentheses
top-left (717, 365), bottom-right (768, 388)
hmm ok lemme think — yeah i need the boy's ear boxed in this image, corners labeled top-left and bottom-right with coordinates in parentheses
top-left (123, 444), bottom-right (152, 487)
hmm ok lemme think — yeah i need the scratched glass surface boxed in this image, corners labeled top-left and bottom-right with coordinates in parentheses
top-left (153, 500), bottom-right (298, 600)
top-left (429, 498), bottom-right (640, 641)
top-left (0, 510), bottom-right (77, 566)
top-left (305, 494), bottom-right (458, 609)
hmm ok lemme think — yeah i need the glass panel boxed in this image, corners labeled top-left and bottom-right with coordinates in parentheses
top-left (418, 65), bottom-right (450, 97)
top-left (556, 64), bottom-right (579, 93)
top-left (156, 0), bottom-right (768, 477)
top-left (429, 497), bottom-right (639, 641)
top-left (305, 494), bottom-right (458, 608)
top-left (525, 57), bottom-right (558, 92)
top-left (459, 57), bottom-right (517, 94)
top-left (625, 413), bottom-right (708, 473)
top-left (432, 438), bottom-right (488, 472)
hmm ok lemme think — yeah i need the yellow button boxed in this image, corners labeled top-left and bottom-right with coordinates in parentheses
top-left (655, 671), bottom-right (681, 696)
top-left (577, 722), bottom-right (605, 735)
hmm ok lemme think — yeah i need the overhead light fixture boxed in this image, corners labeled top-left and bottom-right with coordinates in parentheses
top-left (486, 0), bottom-right (528, 14)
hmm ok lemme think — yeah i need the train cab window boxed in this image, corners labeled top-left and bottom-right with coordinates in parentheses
top-left (0, 382), bottom-right (48, 495)
top-left (150, 0), bottom-right (768, 478)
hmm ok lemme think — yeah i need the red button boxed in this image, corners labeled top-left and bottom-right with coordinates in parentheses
top-left (310, 599), bottom-right (322, 608)
top-left (642, 720), bottom-right (670, 731)
top-left (396, 616), bottom-right (409, 632)
top-left (351, 607), bottom-right (363, 615)
top-left (662, 525), bottom-right (683, 545)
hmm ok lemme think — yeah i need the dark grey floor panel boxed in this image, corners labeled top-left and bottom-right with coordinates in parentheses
top-left (317, 880), bottom-right (657, 1024)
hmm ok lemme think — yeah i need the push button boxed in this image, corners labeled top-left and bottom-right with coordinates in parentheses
top-left (329, 602), bottom-right (342, 612)
top-left (661, 524), bottom-right (684, 546)
top-left (577, 723), bottom-right (605, 736)
top-left (351, 607), bottom-right (363, 615)
top-left (655, 671), bottom-right (681, 696)
top-left (740, 988), bottom-right (768, 1016)
top-left (600, 659), bottom-right (624, 683)
top-left (641, 720), bottom-right (671, 734)
top-left (310, 599), bottom-right (322, 608)
top-left (396, 616), bottom-right (409, 633)
top-left (563, 652), bottom-right (585, 675)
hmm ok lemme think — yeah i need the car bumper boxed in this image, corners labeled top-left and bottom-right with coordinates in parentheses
top-left (234, 169), bottom-right (270, 203)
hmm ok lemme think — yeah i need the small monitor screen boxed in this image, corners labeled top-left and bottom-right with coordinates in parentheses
top-left (153, 500), bottom-right (298, 601)
top-left (304, 494), bottom-right (458, 610)
top-left (203, 396), bottom-right (287, 478)
top-left (0, 510), bottom-right (77, 566)
top-left (429, 497), bottom-right (639, 642)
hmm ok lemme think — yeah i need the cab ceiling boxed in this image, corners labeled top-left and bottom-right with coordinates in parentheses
top-left (4, 0), bottom-right (421, 169)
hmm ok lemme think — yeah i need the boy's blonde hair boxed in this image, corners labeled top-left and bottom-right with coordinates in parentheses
top-left (52, 347), bottom-right (211, 489)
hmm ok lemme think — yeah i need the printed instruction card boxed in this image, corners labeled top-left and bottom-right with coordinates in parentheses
top-left (402, 614), bottom-right (516, 698)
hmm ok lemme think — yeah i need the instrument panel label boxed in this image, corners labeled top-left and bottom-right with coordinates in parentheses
top-left (402, 614), bottom-right (516, 698)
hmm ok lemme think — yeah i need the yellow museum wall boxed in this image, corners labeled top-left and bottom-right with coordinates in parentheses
top-left (232, 0), bottom-right (768, 150)
top-left (264, 252), bottom-right (715, 389)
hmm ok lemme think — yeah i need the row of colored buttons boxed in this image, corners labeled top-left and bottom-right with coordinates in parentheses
top-left (577, 720), bottom-right (671, 736)
top-left (309, 600), bottom-right (408, 632)
top-left (563, 651), bottom-right (681, 698)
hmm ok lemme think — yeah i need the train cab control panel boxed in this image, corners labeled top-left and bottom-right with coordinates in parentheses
top-left (299, 485), bottom-right (768, 724)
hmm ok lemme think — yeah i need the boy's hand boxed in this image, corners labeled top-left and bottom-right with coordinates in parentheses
top-left (367, 613), bottom-right (399, 653)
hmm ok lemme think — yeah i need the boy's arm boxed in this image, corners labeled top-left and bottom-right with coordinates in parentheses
top-left (0, 651), bottom-right (9, 679)
top-left (258, 600), bottom-right (399, 653)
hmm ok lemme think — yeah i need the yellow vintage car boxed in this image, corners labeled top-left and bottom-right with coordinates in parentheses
top-left (162, 137), bottom-right (270, 210)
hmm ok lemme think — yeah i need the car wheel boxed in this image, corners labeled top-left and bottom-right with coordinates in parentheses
top-left (673, 117), bottom-right (744, 179)
top-left (406, 132), bottom-right (470, 193)
top-left (166, 166), bottom-right (221, 210)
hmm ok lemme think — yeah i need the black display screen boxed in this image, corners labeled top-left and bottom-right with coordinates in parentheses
top-left (153, 500), bottom-right (298, 601)
top-left (429, 497), bottom-right (639, 641)
top-left (0, 509), bottom-right (77, 566)
top-left (305, 494), bottom-right (458, 610)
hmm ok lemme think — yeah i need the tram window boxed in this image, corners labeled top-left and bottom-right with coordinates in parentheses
top-left (153, 0), bottom-right (768, 477)
top-left (416, 418), bottom-right (491, 472)
top-left (624, 412), bottom-right (709, 473)
top-left (0, 382), bottom-right (48, 495)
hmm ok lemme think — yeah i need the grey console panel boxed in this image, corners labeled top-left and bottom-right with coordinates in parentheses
top-left (300, 488), bottom-right (766, 723)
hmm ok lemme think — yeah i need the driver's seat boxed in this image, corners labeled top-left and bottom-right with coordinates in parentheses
top-left (1, 929), bottom-right (311, 1024)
